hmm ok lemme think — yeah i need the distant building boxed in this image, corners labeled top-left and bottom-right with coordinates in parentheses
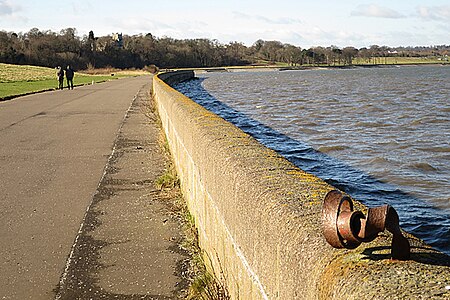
top-left (112, 33), bottom-right (123, 48)
top-left (88, 30), bottom-right (97, 52)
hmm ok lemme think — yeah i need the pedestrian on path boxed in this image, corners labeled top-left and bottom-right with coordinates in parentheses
top-left (56, 66), bottom-right (64, 90)
top-left (66, 65), bottom-right (74, 90)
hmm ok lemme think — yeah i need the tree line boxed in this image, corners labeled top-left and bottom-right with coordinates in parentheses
top-left (1, 27), bottom-right (449, 70)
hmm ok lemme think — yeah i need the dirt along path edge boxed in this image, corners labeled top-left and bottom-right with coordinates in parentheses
top-left (54, 80), bottom-right (193, 299)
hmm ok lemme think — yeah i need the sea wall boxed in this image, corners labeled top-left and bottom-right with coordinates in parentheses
top-left (152, 70), bottom-right (450, 299)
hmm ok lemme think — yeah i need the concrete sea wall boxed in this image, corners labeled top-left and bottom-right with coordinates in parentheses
top-left (153, 71), bottom-right (450, 299)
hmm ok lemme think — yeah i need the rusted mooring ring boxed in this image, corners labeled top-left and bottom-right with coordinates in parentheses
top-left (322, 190), bottom-right (410, 260)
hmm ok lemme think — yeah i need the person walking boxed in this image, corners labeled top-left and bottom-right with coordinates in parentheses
top-left (56, 66), bottom-right (64, 90)
top-left (66, 65), bottom-right (74, 90)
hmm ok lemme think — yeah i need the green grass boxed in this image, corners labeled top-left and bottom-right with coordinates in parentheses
top-left (155, 166), bottom-right (180, 190)
top-left (0, 76), bottom-right (122, 99)
top-left (0, 63), bottom-right (56, 82)
top-left (249, 56), bottom-right (447, 68)
top-left (353, 56), bottom-right (447, 65)
top-left (0, 63), bottom-right (141, 100)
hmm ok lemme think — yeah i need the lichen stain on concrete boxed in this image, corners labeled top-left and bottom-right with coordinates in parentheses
top-left (155, 71), bottom-right (450, 300)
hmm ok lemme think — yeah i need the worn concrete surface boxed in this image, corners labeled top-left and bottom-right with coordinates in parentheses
top-left (1, 76), bottom-right (189, 299)
top-left (55, 80), bottom-right (190, 299)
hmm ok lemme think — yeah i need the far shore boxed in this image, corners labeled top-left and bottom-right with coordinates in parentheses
top-left (175, 62), bottom-right (449, 74)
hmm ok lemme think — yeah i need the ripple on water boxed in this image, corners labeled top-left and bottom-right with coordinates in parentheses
top-left (317, 145), bottom-right (350, 153)
top-left (416, 146), bottom-right (450, 153)
top-left (407, 162), bottom-right (439, 172)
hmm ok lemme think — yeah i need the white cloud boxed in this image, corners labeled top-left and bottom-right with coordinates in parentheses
top-left (302, 27), bottom-right (378, 48)
top-left (417, 5), bottom-right (450, 22)
top-left (0, 0), bottom-right (28, 26)
top-left (351, 4), bottom-right (404, 19)
top-left (233, 11), bottom-right (302, 25)
top-left (71, 2), bottom-right (93, 15)
top-left (255, 16), bottom-right (302, 25)
top-left (102, 16), bottom-right (174, 36)
top-left (0, 0), bottom-right (16, 16)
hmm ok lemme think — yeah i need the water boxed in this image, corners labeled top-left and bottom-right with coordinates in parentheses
top-left (173, 65), bottom-right (450, 255)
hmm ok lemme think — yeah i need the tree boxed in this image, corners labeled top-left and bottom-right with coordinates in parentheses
top-left (1, 26), bottom-right (449, 70)
top-left (283, 44), bottom-right (303, 66)
top-left (342, 47), bottom-right (358, 65)
top-left (369, 45), bottom-right (380, 64)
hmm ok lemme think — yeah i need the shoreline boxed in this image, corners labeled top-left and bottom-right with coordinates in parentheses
top-left (187, 62), bottom-right (449, 73)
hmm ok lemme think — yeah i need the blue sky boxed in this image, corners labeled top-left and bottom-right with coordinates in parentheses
top-left (1, 0), bottom-right (449, 48)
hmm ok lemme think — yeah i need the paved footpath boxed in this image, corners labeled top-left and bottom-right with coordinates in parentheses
top-left (0, 77), bottom-right (188, 299)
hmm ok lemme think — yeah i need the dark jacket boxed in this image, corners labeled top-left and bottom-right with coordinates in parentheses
top-left (57, 68), bottom-right (64, 80)
top-left (66, 67), bottom-right (74, 79)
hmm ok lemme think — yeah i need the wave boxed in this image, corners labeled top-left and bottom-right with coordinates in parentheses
top-left (299, 127), bottom-right (321, 134)
top-left (432, 196), bottom-right (450, 211)
top-left (416, 146), bottom-right (450, 153)
top-left (367, 157), bottom-right (391, 165)
top-left (317, 145), bottom-right (349, 153)
top-left (408, 162), bottom-right (438, 172)
top-left (355, 121), bottom-right (392, 128)
top-left (409, 116), bottom-right (447, 126)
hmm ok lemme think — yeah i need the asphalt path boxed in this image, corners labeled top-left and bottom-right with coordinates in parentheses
top-left (0, 76), bottom-right (152, 299)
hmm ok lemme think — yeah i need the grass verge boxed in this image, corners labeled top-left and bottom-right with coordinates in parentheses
top-left (151, 91), bottom-right (230, 299)
top-left (156, 166), bottom-right (230, 300)
top-left (186, 247), bottom-right (230, 300)
top-left (0, 76), bottom-right (120, 99)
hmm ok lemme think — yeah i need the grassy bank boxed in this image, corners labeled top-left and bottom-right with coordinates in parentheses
top-left (0, 63), bottom-right (147, 100)
top-left (353, 56), bottom-right (448, 65)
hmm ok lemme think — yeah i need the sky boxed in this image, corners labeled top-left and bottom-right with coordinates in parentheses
top-left (1, 0), bottom-right (449, 48)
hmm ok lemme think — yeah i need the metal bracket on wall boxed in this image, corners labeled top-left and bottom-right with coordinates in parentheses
top-left (322, 190), bottom-right (410, 260)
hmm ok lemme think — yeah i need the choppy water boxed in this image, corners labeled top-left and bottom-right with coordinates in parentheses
top-left (174, 65), bottom-right (450, 255)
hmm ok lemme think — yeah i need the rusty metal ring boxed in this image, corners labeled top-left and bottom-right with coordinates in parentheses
top-left (337, 210), bottom-right (365, 249)
top-left (322, 190), bottom-right (362, 249)
top-left (358, 205), bottom-right (388, 241)
top-left (322, 190), bottom-right (410, 260)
